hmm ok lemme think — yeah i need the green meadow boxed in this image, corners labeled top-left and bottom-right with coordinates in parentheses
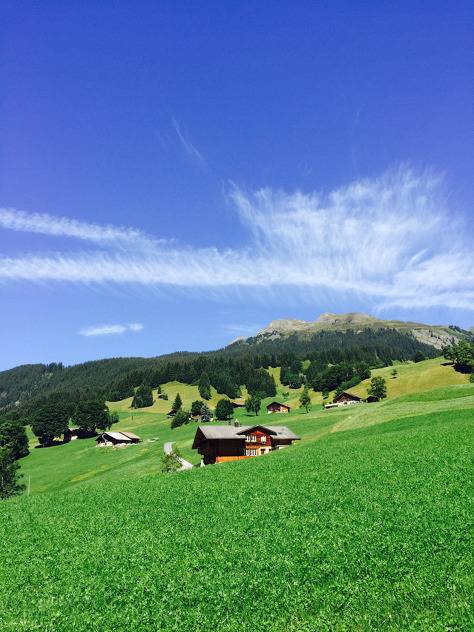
top-left (0, 358), bottom-right (473, 630)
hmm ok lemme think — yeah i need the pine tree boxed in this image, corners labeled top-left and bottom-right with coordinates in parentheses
top-left (198, 372), bottom-right (212, 400)
top-left (170, 409), bottom-right (189, 429)
top-left (215, 399), bottom-right (234, 420)
top-left (172, 392), bottom-right (183, 412)
top-left (131, 384), bottom-right (154, 409)
top-left (0, 419), bottom-right (29, 460)
top-left (191, 400), bottom-right (204, 416)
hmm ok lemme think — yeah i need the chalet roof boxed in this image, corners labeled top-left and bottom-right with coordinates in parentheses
top-left (237, 425), bottom-right (300, 440)
top-left (120, 431), bottom-right (140, 440)
top-left (333, 391), bottom-right (362, 403)
top-left (193, 425), bottom-right (300, 446)
top-left (97, 431), bottom-right (132, 442)
top-left (266, 401), bottom-right (291, 409)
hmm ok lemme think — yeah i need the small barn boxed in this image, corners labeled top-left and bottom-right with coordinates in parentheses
top-left (96, 431), bottom-right (141, 447)
top-left (119, 431), bottom-right (141, 443)
top-left (266, 401), bottom-right (290, 414)
top-left (332, 391), bottom-right (362, 405)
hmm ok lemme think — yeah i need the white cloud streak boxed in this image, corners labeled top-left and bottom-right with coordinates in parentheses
top-left (0, 207), bottom-right (155, 247)
top-left (78, 323), bottom-right (144, 337)
top-left (1, 167), bottom-right (472, 311)
top-left (172, 117), bottom-right (205, 165)
top-left (128, 322), bottom-right (144, 331)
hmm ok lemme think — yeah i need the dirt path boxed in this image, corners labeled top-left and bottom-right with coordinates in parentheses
top-left (163, 442), bottom-right (194, 470)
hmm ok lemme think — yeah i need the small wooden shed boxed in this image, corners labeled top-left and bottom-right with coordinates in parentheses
top-left (266, 401), bottom-right (290, 414)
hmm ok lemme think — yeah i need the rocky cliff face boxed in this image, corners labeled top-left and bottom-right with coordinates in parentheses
top-left (410, 328), bottom-right (458, 350)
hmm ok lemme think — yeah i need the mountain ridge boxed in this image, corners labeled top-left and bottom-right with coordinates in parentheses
top-left (1, 312), bottom-right (471, 411)
top-left (238, 312), bottom-right (469, 350)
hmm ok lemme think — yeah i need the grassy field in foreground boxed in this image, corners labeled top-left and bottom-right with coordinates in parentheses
top-left (1, 402), bottom-right (473, 631)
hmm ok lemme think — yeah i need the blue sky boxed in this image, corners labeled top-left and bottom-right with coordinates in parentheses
top-left (0, 1), bottom-right (473, 370)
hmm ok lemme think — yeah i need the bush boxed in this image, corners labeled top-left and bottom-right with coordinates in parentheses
top-left (0, 447), bottom-right (24, 499)
top-left (367, 376), bottom-right (387, 401)
top-left (160, 448), bottom-right (182, 473)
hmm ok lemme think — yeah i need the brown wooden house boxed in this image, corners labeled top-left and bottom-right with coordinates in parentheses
top-left (192, 424), bottom-right (299, 465)
top-left (266, 401), bottom-right (290, 414)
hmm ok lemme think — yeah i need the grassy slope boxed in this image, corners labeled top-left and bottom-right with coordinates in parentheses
top-left (1, 400), bottom-right (473, 630)
top-left (18, 358), bottom-right (472, 495)
top-left (349, 356), bottom-right (468, 399)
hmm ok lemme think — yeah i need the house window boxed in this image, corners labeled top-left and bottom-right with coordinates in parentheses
top-left (247, 434), bottom-right (257, 443)
top-left (260, 435), bottom-right (267, 444)
top-left (246, 449), bottom-right (257, 456)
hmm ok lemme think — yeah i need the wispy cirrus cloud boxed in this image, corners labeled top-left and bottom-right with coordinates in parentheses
top-left (0, 208), bottom-right (156, 248)
top-left (78, 322), bottom-right (144, 337)
top-left (172, 117), bottom-right (205, 165)
top-left (0, 166), bottom-right (472, 311)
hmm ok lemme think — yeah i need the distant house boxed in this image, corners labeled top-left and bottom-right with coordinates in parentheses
top-left (96, 431), bottom-right (141, 447)
top-left (167, 408), bottom-right (177, 417)
top-left (63, 426), bottom-right (80, 442)
top-left (191, 412), bottom-right (214, 422)
top-left (333, 391), bottom-right (362, 405)
top-left (266, 401), bottom-right (290, 414)
top-left (192, 424), bottom-right (299, 465)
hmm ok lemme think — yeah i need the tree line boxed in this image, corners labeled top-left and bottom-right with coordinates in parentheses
top-left (0, 328), bottom-right (442, 411)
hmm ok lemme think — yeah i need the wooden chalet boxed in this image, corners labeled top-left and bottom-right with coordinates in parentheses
top-left (192, 424), bottom-right (299, 465)
top-left (96, 431), bottom-right (141, 447)
top-left (266, 401), bottom-right (290, 414)
top-left (332, 391), bottom-right (362, 405)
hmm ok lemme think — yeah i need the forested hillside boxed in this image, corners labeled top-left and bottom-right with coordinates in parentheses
top-left (0, 328), bottom-right (441, 411)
